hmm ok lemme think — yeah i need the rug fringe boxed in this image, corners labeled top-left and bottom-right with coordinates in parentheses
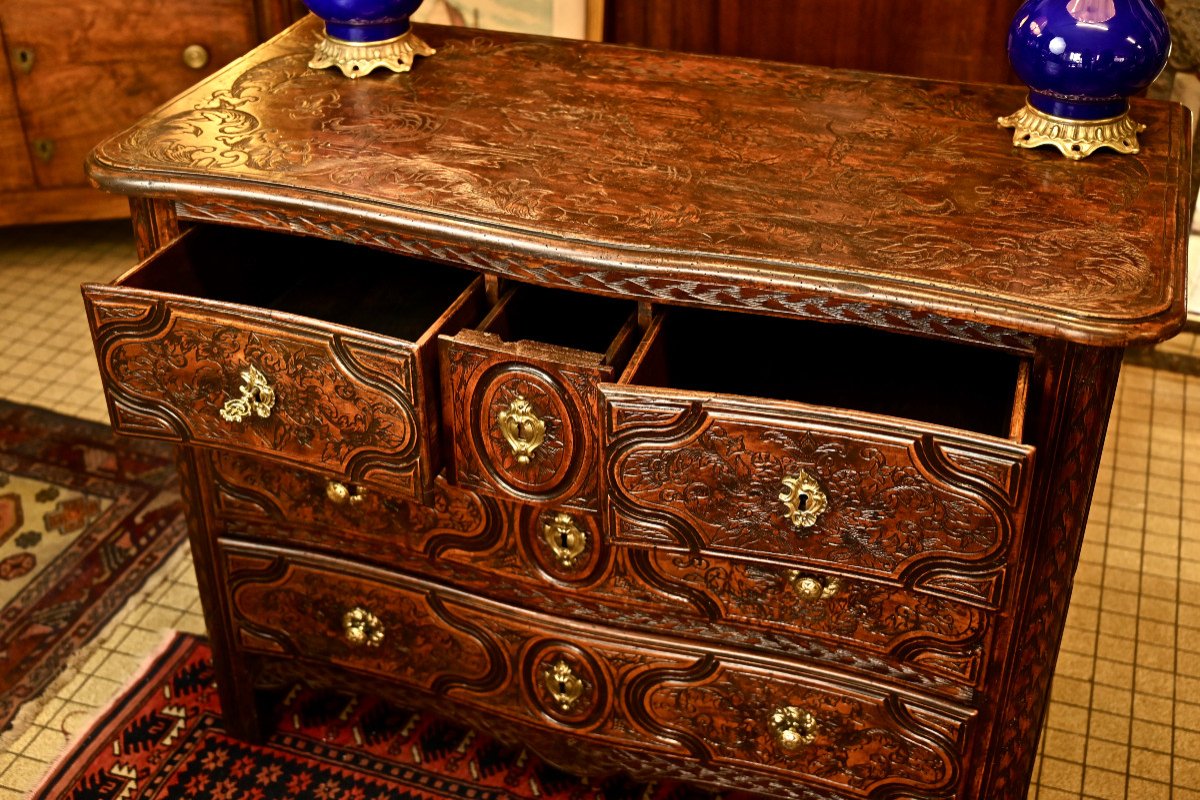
top-left (0, 543), bottom-right (192, 774)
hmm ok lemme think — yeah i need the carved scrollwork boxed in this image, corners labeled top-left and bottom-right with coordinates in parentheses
top-left (604, 392), bottom-right (1030, 603)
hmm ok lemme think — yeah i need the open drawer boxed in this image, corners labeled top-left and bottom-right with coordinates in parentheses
top-left (439, 284), bottom-right (639, 512)
top-left (83, 225), bottom-right (484, 502)
top-left (600, 308), bottom-right (1036, 608)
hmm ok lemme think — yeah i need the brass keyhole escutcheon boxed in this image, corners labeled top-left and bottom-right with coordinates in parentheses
top-left (12, 47), bottom-right (34, 74)
top-left (769, 706), bottom-right (817, 752)
top-left (326, 480), bottom-right (366, 505)
top-left (220, 365), bottom-right (275, 423)
top-left (497, 394), bottom-right (545, 465)
top-left (542, 513), bottom-right (586, 568)
top-left (543, 659), bottom-right (584, 712)
top-left (786, 570), bottom-right (841, 601)
top-left (342, 607), bottom-right (384, 647)
top-left (779, 468), bottom-right (827, 528)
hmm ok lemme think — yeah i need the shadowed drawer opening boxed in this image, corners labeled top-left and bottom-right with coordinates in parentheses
top-left (477, 284), bottom-right (639, 362)
top-left (121, 224), bottom-right (479, 340)
top-left (624, 307), bottom-right (1026, 439)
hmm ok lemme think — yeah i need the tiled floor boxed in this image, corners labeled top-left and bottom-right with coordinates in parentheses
top-left (0, 221), bottom-right (1196, 799)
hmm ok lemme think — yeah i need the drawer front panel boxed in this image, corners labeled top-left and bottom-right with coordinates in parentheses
top-left (222, 543), bottom-right (970, 798)
top-left (85, 294), bottom-right (433, 499)
top-left (207, 451), bottom-right (993, 692)
top-left (646, 550), bottom-right (992, 687)
top-left (440, 332), bottom-right (613, 512)
top-left (602, 389), bottom-right (1034, 607)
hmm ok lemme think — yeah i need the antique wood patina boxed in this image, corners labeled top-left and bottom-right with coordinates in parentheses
top-left (82, 16), bottom-right (1188, 800)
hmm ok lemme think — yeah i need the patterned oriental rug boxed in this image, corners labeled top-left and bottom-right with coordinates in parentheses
top-left (0, 400), bottom-right (186, 732)
top-left (31, 634), bottom-right (737, 800)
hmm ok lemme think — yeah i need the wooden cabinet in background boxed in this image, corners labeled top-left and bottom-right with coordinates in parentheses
top-left (604, 0), bottom-right (1024, 85)
top-left (0, 0), bottom-right (303, 226)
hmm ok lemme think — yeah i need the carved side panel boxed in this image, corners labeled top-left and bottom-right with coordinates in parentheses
top-left (84, 290), bottom-right (433, 500)
top-left (980, 345), bottom-right (1123, 799)
top-left (602, 389), bottom-right (1033, 605)
top-left (440, 333), bottom-right (613, 511)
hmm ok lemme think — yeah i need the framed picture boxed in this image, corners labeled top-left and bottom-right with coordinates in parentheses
top-left (413, 0), bottom-right (604, 41)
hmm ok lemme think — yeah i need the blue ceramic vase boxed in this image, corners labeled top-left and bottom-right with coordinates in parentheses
top-left (303, 0), bottom-right (434, 78)
top-left (999, 0), bottom-right (1171, 159)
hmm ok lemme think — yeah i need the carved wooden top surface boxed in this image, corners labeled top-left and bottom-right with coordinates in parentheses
top-left (88, 16), bottom-right (1189, 346)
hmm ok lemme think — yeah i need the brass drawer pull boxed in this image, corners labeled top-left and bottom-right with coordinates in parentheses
top-left (182, 44), bottom-right (210, 70)
top-left (326, 480), bottom-right (366, 505)
top-left (542, 512), bottom-right (586, 567)
top-left (779, 468), bottom-right (827, 528)
top-left (342, 607), bottom-right (384, 647)
top-left (786, 571), bottom-right (841, 601)
top-left (543, 659), bottom-right (584, 712)
top-left (497, 394), bottom-right (545, 465)
top-left (769, 706), bottom-right (817, 752)
top-left (220, 365), bottom-right (275, 423)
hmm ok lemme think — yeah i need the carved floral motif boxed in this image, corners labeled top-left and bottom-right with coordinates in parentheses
top-left (90, 17), bottom-right (1182, 341)
top-left (606, 399), bottom-right (1026, 594)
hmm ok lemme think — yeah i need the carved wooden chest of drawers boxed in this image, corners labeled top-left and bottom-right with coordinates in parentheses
top-left (82, 17), bottom-right (1189, 800)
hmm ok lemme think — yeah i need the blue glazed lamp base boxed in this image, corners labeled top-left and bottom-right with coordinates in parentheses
top-left (309, 27), bottom-right (435, 78)
top-left (997, 101), bottom-right (1145, 160)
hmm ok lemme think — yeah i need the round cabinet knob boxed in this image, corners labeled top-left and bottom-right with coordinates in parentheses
top-left (541, 512), bottom-right (587, 568)
top-left (542, 658), bottom-right (584, 712)
top-left (786, 571), bottom-right (841, 601)
top-left (326, 480), bottom-right (366, 505)
top-left (496, 394), bottom-right (545, 465)
top-left (342, 607), bottom-right (384, 647)
top-left (220, 365), bottom-right (275, 423)
top-left (769, 706), bottom-right (817, 752)
top-left (778, 468), bottom-right (828, 529)
top-left (182, 44), bottom-right (210, 70)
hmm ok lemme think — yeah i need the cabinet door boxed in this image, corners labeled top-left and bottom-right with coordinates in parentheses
top-left (0, 24), bottom-right (34, 192)
top-left (0, 0), bottom-right (259, 189)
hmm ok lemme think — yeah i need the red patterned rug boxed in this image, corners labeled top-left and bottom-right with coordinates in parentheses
top-left (31, 633), bottom-right (730, 800)
top-left (0, 400), bottom-right (186, 732)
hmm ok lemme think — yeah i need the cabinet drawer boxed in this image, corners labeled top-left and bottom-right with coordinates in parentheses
top-left (223, 542), bottom-right (971, 799)
top-left (206, 450), bottom-right (995, 692)
top-left (84, 225), bottom-right (483, 501)
top-left (601, 310), bottom-right (1035, 608)
top-left (439, 285), bottom-right (640, 511)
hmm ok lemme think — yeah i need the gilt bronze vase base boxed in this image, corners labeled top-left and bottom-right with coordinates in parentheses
top-left (309, 28), bottom-right (435, 79)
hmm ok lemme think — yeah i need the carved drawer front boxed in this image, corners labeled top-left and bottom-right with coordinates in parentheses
top-left (206, 448), bottom-right (992, 694)
top-left (601, 311), bottom-right (1035, 609)
top-left (222, 541), bottom-right (971, 799)
top-left (644, 550), bottom-right (996, 689)
top-left (83, 225), bottom-right (483, 501)
top-left (439, 285), bottom-right (640, 512)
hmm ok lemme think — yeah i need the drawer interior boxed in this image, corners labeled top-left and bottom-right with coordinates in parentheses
top-left (477, 285), bottom-right (638, 364)
top-left (121, 225), bottom-right (479, 341)
top-left (621, 307), bottom-right (1026, 439)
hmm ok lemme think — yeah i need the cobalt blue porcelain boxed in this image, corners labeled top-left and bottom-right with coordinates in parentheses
top-left (302, 0), bottom-right (425, 42)
top-left (1007, 0), bottom-right (1170, 120)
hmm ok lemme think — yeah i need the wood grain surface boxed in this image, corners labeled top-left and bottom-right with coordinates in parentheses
top-left (87, 17), bottom-right (1189, 346)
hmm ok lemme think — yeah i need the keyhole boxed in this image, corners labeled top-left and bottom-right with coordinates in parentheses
top-left (796, 492), bottom-right (809, 511)
top-left (560, 530), bottom-right (570, 549)
top-left (557, 678), bottom-right (567, 694)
